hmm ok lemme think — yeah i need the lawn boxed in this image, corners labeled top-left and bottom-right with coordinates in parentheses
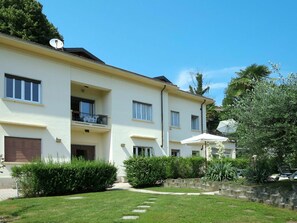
top-left (0, 190), bottom-right (297, 223)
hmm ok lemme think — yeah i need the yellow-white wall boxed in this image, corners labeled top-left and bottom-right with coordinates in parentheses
top-left (0, 37), bottom-right (212, 180)
top-left (0, 45), bottom-right (71, 170)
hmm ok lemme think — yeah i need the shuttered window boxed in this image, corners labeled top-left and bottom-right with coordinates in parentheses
top-left (5, 137), bottom-right (41, 162)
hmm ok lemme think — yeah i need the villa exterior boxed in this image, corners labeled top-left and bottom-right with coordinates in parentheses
top-left (0, 33), bottom-right (233, 181)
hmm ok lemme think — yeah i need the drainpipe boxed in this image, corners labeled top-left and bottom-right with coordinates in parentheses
top-left (200, 99), bottom-right (206, 133)
top-left (200, 99), bottom-right (207, 168)
top-left (160, 85), bottom-right (166, 148)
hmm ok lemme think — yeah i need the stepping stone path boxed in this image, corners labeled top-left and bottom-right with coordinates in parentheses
top-left (122, 216), bottom-right (139, 220)
top-left (122, 197), bottom-right (156, 221)
top-left (65, 197), bottom-right (84, 200)
top-left (244, 209), bottom-right (255, 213)
top-left (132, 209), bottom-right (146, 213)
top-left (143, 201), bottom-right (155, 204)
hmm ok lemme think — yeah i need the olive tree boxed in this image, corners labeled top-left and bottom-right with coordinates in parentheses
top-left (231, 74), bottom-right (297, 165)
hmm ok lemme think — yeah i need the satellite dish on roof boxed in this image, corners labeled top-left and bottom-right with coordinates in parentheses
top-left (49, 38), bottom-right (64, 49)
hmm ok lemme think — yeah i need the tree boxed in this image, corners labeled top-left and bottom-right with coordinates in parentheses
top-left (222, 64), bottom-right (271, 108)
top-left (189, 72), bottom-right (210, 96)
top-left (189, 72), bottom-right (219, 133)
top-left (0, 0), bottom-right (63, 45)
top-left (231, 74), bottom-right (297, 166)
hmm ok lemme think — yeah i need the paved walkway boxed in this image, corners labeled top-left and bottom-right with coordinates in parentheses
top-left (110, 183), bottom-right (219, 196)
top-left (0, 188), bottom-right (18, 201)
top-left (0, 182), bottom-right (218, 201)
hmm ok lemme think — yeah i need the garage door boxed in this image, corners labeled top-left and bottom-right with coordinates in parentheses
top-left (5, 136), bottom-right (41, 162)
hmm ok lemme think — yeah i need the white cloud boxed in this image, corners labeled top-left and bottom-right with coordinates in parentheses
top-left (175, 66), bottom-right (244, 90)
top-left (174, 66), bottom-right (245, 105)
top-left (206, 82), bottom-right (228, 89)
top-left (175, 68), bottom-right (196, 91)
top-left (204, 66), bottom-right (245, 79)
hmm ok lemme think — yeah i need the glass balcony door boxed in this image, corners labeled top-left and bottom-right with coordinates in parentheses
top-left (80, 101), bottom-right (94, 116)
top-left (71, 97), bottom-right (95, 122)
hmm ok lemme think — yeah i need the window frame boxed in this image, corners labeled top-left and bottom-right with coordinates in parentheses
top-left (192, 150), bottom-right (199, 156)
top-left (5, 74), bottom-right (41, 103)
top-left (132, 101), bottom-right (153, 121)
top-left (170, 110), bottom-right (180, 128)
top-left (191, 115), bottom-right (200, 130)
top-left (171, 149), bottom-right (180, 157)
top-left (133, 146), bottom-right (153, 157)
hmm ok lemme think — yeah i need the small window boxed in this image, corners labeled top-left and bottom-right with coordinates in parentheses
top-left (191, 115), bottom-right (199, 130)
top-left (5, 74), bottom-right (41, 103)
top-left (171, 111), bottom-right (180, 127)
top-left (192, 151), bottom-right (199, 156)
top-left (171, 149), bottom-right (180, 157)
top-left (132, 101), bottom-right (152, 121)
top-left (133, 146), bottom-right (153, 157)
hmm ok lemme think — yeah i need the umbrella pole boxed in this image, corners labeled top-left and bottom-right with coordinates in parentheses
top-left (205, 141), bottom-right (208, 169)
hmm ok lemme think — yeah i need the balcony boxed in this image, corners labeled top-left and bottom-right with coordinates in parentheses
top-left (71, 111), bottom-right (110, 133)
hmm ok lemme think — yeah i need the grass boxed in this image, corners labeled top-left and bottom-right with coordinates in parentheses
top-left (0, 190), bottom-right (297, 223)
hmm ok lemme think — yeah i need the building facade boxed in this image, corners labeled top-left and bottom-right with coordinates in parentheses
top-left (0, 34), bottom-right (215, 180)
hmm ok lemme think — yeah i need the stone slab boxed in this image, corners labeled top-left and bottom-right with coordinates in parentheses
top-left (132, 209), bottom-right (146, 213)
top-left (122, 216), bottom-right (139, 220)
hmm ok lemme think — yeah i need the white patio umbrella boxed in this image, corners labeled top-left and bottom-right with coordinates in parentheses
top-left (181, 133), bottom-right (228, 163)
top-left (181, 133), bottom-right (228, 145)
top-left (216, 119), bottom-right (238, 134)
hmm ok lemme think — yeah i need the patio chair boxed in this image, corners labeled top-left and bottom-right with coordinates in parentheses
top-left (278, 164), bottom-right (293, 178)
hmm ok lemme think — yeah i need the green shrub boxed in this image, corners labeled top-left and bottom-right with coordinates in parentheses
top-left (12, 159), bottom-right (117, 197)
top-left (244, 158), bottom-right (274, 184)
top-left (205, 160), bottom-right (237, 181)
top-left (124, 157), bottom-right (168, 188)
top-left (219, 158), bottom-right (249, 169)
top-left (166, 157), bottom-right (205, 179)
top-left (124, 156), bottom-right (205, 187)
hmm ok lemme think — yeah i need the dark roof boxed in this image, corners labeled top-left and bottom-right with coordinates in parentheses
top-left (153, 75), bottom-right (173, 84)
top-left (64, 48), bottom-right (105, 64)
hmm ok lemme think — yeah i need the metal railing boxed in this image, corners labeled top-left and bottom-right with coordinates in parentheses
top-left (72, 111), bottom-right (108, 125)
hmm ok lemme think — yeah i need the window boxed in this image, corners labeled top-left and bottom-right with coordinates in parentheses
top-left (71, 97), bottom-right (96, 122)
top-left (133, 146), bottom-right (153, 157)
top-left (132, 101), bottom-right (152, 121)
top-left (4, 136), bottom-right (41, 162)
top-left (71, 145), bottom-right (95, 161)
top-left (171, 111), bottom-right (180, 127)
top-left (191, 115), bottom-right (199, 130)
top-left (192, 150), bottom-right (199, 156)
top-left (5, 74), bottom-right (41, 103)
top-left (171, 149), bottom-right (180, 157)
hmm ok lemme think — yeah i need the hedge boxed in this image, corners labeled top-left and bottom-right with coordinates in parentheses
top-left (218, 158), bottom-right (249, 169)
top-left (11, 159), bottom-right (117, 197)
top-left (124, 156), bottom-right (205, 187)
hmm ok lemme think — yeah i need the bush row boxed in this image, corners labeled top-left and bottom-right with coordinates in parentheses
top-left (124, 156), bottom-right (205, 187)
top-left (12, 159), bottom-right (117, 197)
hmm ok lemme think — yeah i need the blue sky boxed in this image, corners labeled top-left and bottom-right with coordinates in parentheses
top-left (39, 0), bottom-right (297, 105)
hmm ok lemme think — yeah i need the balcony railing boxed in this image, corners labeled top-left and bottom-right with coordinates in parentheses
top-left (72, 111), bottom-right (108, 125)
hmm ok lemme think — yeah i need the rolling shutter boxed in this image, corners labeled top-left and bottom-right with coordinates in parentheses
top-left (5, 136), bottom-right (41, 162)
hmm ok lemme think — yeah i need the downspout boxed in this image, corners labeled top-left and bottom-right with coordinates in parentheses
top-left (200, 99), bottom-right (206, 133)
top-left (200, 99), bottom-right (207, 168)
top-left (160, 85), bottom-right (166, 148)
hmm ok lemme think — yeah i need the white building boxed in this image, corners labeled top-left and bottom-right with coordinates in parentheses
top-left (0, 33), bottom-right (215, 181)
